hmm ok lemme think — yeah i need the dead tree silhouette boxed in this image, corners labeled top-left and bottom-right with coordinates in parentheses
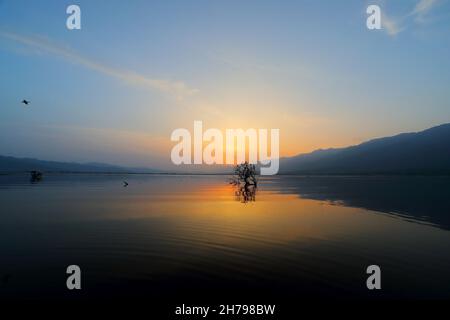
top-left (230, 162), bottom-right (257, 203)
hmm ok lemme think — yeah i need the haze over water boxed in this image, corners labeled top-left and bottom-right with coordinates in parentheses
top-left (1, 174), bottom-right (449, 300)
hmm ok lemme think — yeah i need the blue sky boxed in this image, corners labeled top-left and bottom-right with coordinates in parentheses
top-left (0, 0), bottom-right (449, 168)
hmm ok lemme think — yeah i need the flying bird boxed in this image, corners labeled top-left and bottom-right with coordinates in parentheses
top-left (123, 181), bottom-right (129, 187)
top-left (21, 99), bottom-right (30, 105)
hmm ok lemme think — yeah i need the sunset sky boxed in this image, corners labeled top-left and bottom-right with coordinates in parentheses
top-left (1, 0), bottom-right (450, 169)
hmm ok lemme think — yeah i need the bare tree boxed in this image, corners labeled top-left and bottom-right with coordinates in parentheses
top-left (230, 162), bottom-right (257, 202)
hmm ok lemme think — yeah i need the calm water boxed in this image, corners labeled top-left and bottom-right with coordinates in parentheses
top-left (1, 174), bottom-right (449, 300)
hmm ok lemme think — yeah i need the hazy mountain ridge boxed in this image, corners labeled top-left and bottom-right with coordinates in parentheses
top-left (2, 123), bottom-right (450, 175)
top-left (0, 155), bottom-right (159, 173)
top-left (280, 123), bottom-right (450, 174)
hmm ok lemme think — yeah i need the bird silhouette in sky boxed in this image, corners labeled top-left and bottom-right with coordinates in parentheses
top-left (123, 181), bottom-right (129, 187)
top-left (21, 99), bottom-right (30, 105)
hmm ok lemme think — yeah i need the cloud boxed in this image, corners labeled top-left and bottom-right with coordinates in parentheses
top-left (412, 0), bottom-right (438, 23)
top-left (0, 30), bottom-right (198, 99)
top-left (413, 0), bottom-right (438, 14)
top-left (379, 0), bottom-right (439, 36)
top-left (381, 11), bottom-right (403, 36)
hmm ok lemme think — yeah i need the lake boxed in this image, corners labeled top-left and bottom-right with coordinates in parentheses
top-left (1, 174), bottom-right (449, 302)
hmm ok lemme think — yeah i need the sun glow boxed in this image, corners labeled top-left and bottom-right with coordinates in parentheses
top-left (170, 121), bottom-right (280, 174)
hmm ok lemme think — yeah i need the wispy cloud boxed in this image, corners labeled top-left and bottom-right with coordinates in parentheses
top-left (381, 11), bottom-right (403, 36)
top-left (412, 0), bottom-right (438, 23)
top-left (379, 0), bottom-right (440, 36)
top-left (413, 0), bottom-right (438, 14)
top-left (0, 30), bottom-right (198, 99)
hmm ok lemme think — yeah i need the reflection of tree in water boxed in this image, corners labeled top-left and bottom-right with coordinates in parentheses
top-left (230, 162), bottom-right (257, 203)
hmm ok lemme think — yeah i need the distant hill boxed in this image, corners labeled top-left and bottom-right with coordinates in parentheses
top-left (280, 123), bottom-right (450, 175)
top-left (0, 155), bottom-right (159, 174)
top-left (3, 123), bottom-right (450, 175)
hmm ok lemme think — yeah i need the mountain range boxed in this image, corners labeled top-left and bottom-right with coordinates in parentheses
top-left (1, 123), bottom-right (450, 175)
top-left (0, 156), bottom-right (159, 174)
top-left (279, 123), bottom-right (450, 174)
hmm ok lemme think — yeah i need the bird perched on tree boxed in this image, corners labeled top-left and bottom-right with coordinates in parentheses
top-left (21, 99), bottom-right (30, 105)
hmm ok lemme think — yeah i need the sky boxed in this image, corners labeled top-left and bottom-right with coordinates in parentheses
top-left (0, 0), bottom-right (449, 169)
